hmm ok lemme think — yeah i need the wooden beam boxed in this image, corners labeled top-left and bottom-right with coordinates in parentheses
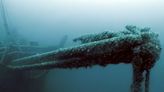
top-left (8, 32), bottom-right (155, 70)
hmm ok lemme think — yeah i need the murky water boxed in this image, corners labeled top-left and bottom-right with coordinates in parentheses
top-left (0, 0), bottom-right (163, 92)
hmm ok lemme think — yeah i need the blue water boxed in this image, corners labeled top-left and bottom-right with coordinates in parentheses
top-left (0, 0), bottom-right (163, 92)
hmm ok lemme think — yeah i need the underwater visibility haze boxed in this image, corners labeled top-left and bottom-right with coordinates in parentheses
top-left (0, 0), bottom-right (164, 92)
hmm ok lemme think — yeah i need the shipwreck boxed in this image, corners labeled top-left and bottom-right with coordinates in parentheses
top-left (7, 25), bottom-right (162, 92)
top-left (0, 0), bottom-right (162, 92)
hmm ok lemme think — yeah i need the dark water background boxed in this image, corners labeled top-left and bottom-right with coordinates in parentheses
top-left (0, 0), bottom-right (163, 92)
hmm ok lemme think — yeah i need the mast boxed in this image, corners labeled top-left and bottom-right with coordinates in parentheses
top-left (0, 0), bottom-right (10, 35)
top-left (0, 0), bottom-right (12, 63)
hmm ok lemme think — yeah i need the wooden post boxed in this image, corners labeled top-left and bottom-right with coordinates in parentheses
top-left (131, 56), bottom-right (144, 92)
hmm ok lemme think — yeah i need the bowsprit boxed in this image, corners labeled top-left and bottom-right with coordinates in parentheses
top-left (8, 25), bottom-right (162, 92)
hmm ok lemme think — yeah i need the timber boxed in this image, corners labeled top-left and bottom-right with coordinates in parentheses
top-left (6, 25), bottom-right (162, 92)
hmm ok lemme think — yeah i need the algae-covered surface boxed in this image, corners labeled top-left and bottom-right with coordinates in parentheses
top-left (0, 0), bottom-right (164, 92)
